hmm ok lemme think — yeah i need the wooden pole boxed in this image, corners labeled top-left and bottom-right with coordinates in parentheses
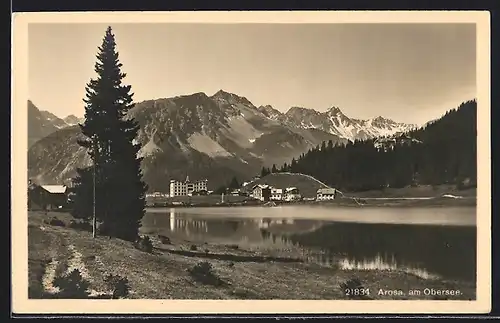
top-left (92, 135), bottom-right (97, 238)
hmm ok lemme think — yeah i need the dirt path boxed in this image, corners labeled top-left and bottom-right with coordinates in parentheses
top-left (41, 258), bottom-right (60, 294)
top-left (33, 225), bottom-right (69, 296)
top-left (37, 227), bottom-right (111, 298)
top-left (66, 244), bottom-right (91, 279)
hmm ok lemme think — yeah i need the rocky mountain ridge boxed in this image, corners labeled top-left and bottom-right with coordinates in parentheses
top-left (28, 90), bottom-right (416, 191)
top-left (263, 104), bottom-right (417, 141)
top-left (28, 100), bottom-right (84, 147)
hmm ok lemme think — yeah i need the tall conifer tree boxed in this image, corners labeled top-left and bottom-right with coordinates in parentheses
top-left (71, 26), bottom-right (147, 241)
top-left (228, 176), bottom-right (240, 190)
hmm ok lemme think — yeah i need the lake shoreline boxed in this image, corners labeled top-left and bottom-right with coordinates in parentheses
top-left (146, 196), bottom-right (477, 209)
top-left (28, 211), bottom-right (476, 300)
top-left (146, 185), bottom-right (477, 209)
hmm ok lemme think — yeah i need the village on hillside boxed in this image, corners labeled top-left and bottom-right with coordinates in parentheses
top-left (148, 175), bottom-right (338, 205)
top-left (27, 174), bottom-right (340, 211)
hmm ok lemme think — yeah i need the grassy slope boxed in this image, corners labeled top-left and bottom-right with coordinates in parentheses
top-left (28, 211), bottom-right (475, 300)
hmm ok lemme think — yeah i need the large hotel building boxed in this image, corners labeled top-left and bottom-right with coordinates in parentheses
top-left (169, 176), bottom-right (208, 197)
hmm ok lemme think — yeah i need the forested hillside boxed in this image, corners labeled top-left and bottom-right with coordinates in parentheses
top-left (277, 100), bottom-right (477, 192)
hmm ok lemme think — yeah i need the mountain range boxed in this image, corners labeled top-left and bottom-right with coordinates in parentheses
top-left (27, 90), bottom-right (417, 191)
top-left (287, 100), bottom-right (477, 191)
top-left (28, 100), bottom-right (84, 147)
top-left (258, 104), bottom-right (416, 141)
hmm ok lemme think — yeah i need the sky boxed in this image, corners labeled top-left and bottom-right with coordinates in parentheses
top-left (28, 23), bottom-right (476, 125)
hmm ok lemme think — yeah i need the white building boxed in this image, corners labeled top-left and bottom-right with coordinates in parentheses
top-left (285, 187), bottom-right (301, 201)
top-left (29, 184), bottom-right (69, 210)
top-left (316, 188), bottom-right (337, 201)
top-left (40, 185), bottom-right (68, 194)
top-left (251, 184), bottom-right (272, 202)
top-left (271, 188), bottom-right (283, 201)
top-left (169, 176), bottom-right (208, 197)
top-left (147, 192), bottom-right (167, 198)
top-left (230, 189), bottom-right (241, 196)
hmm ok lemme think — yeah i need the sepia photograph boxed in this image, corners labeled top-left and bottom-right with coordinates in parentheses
top-left (12, 11), bottom-right (490, 314)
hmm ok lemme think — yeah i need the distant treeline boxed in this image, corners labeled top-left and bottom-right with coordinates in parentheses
top-left (266, 100), bottom-right (477, 192)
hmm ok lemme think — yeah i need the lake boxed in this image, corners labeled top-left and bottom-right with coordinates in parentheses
top-left (142, 205), bottom-right (476, 283)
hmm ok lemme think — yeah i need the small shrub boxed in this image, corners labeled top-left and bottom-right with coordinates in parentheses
top-left (227, 261), bottom-right (235, 268)
top-left (104, 274), bottom-right (130, 299)
top-left (158, 235), bottom-right (171, 244)
top-left (188, 261), bottom-right (224, 286)
top-left (204, 249), bottom-right (210, 254)
top-left (134, 236), bottom-right (153, 253)
top-left (227, 244), bottom-right (239, 250)
top-left (190, 244), bottom-right (197, 251)
top-left (52, 269), bottom-right (90, 299)
top-left (69, 220), bottom-right (93, 232)
top-left (49, 217), bottom-right (66, 227)
top-left (340, 277), bottom-right (363, 290)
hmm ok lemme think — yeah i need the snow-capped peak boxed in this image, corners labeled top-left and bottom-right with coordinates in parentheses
top-left (276, 104), bottom-right (416, 141)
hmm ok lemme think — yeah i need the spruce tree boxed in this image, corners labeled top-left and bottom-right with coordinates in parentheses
top-left (290, 158), bottom-right (297, 172)
top-left (71, 26), bottom-right (147, 241)
top-left (327, 139), bottom-right (334, 150)
top-left (228, 176), bottom-right (240, 190)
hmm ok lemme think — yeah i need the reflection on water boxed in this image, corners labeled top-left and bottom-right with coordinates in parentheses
top-left (142, 206), bottom-right (476, 282)
top-left (337, 254), bottom-right (438, 280)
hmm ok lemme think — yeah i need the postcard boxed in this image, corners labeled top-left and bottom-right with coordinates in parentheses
top-left (12, 10), bottom-right (491, 314)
